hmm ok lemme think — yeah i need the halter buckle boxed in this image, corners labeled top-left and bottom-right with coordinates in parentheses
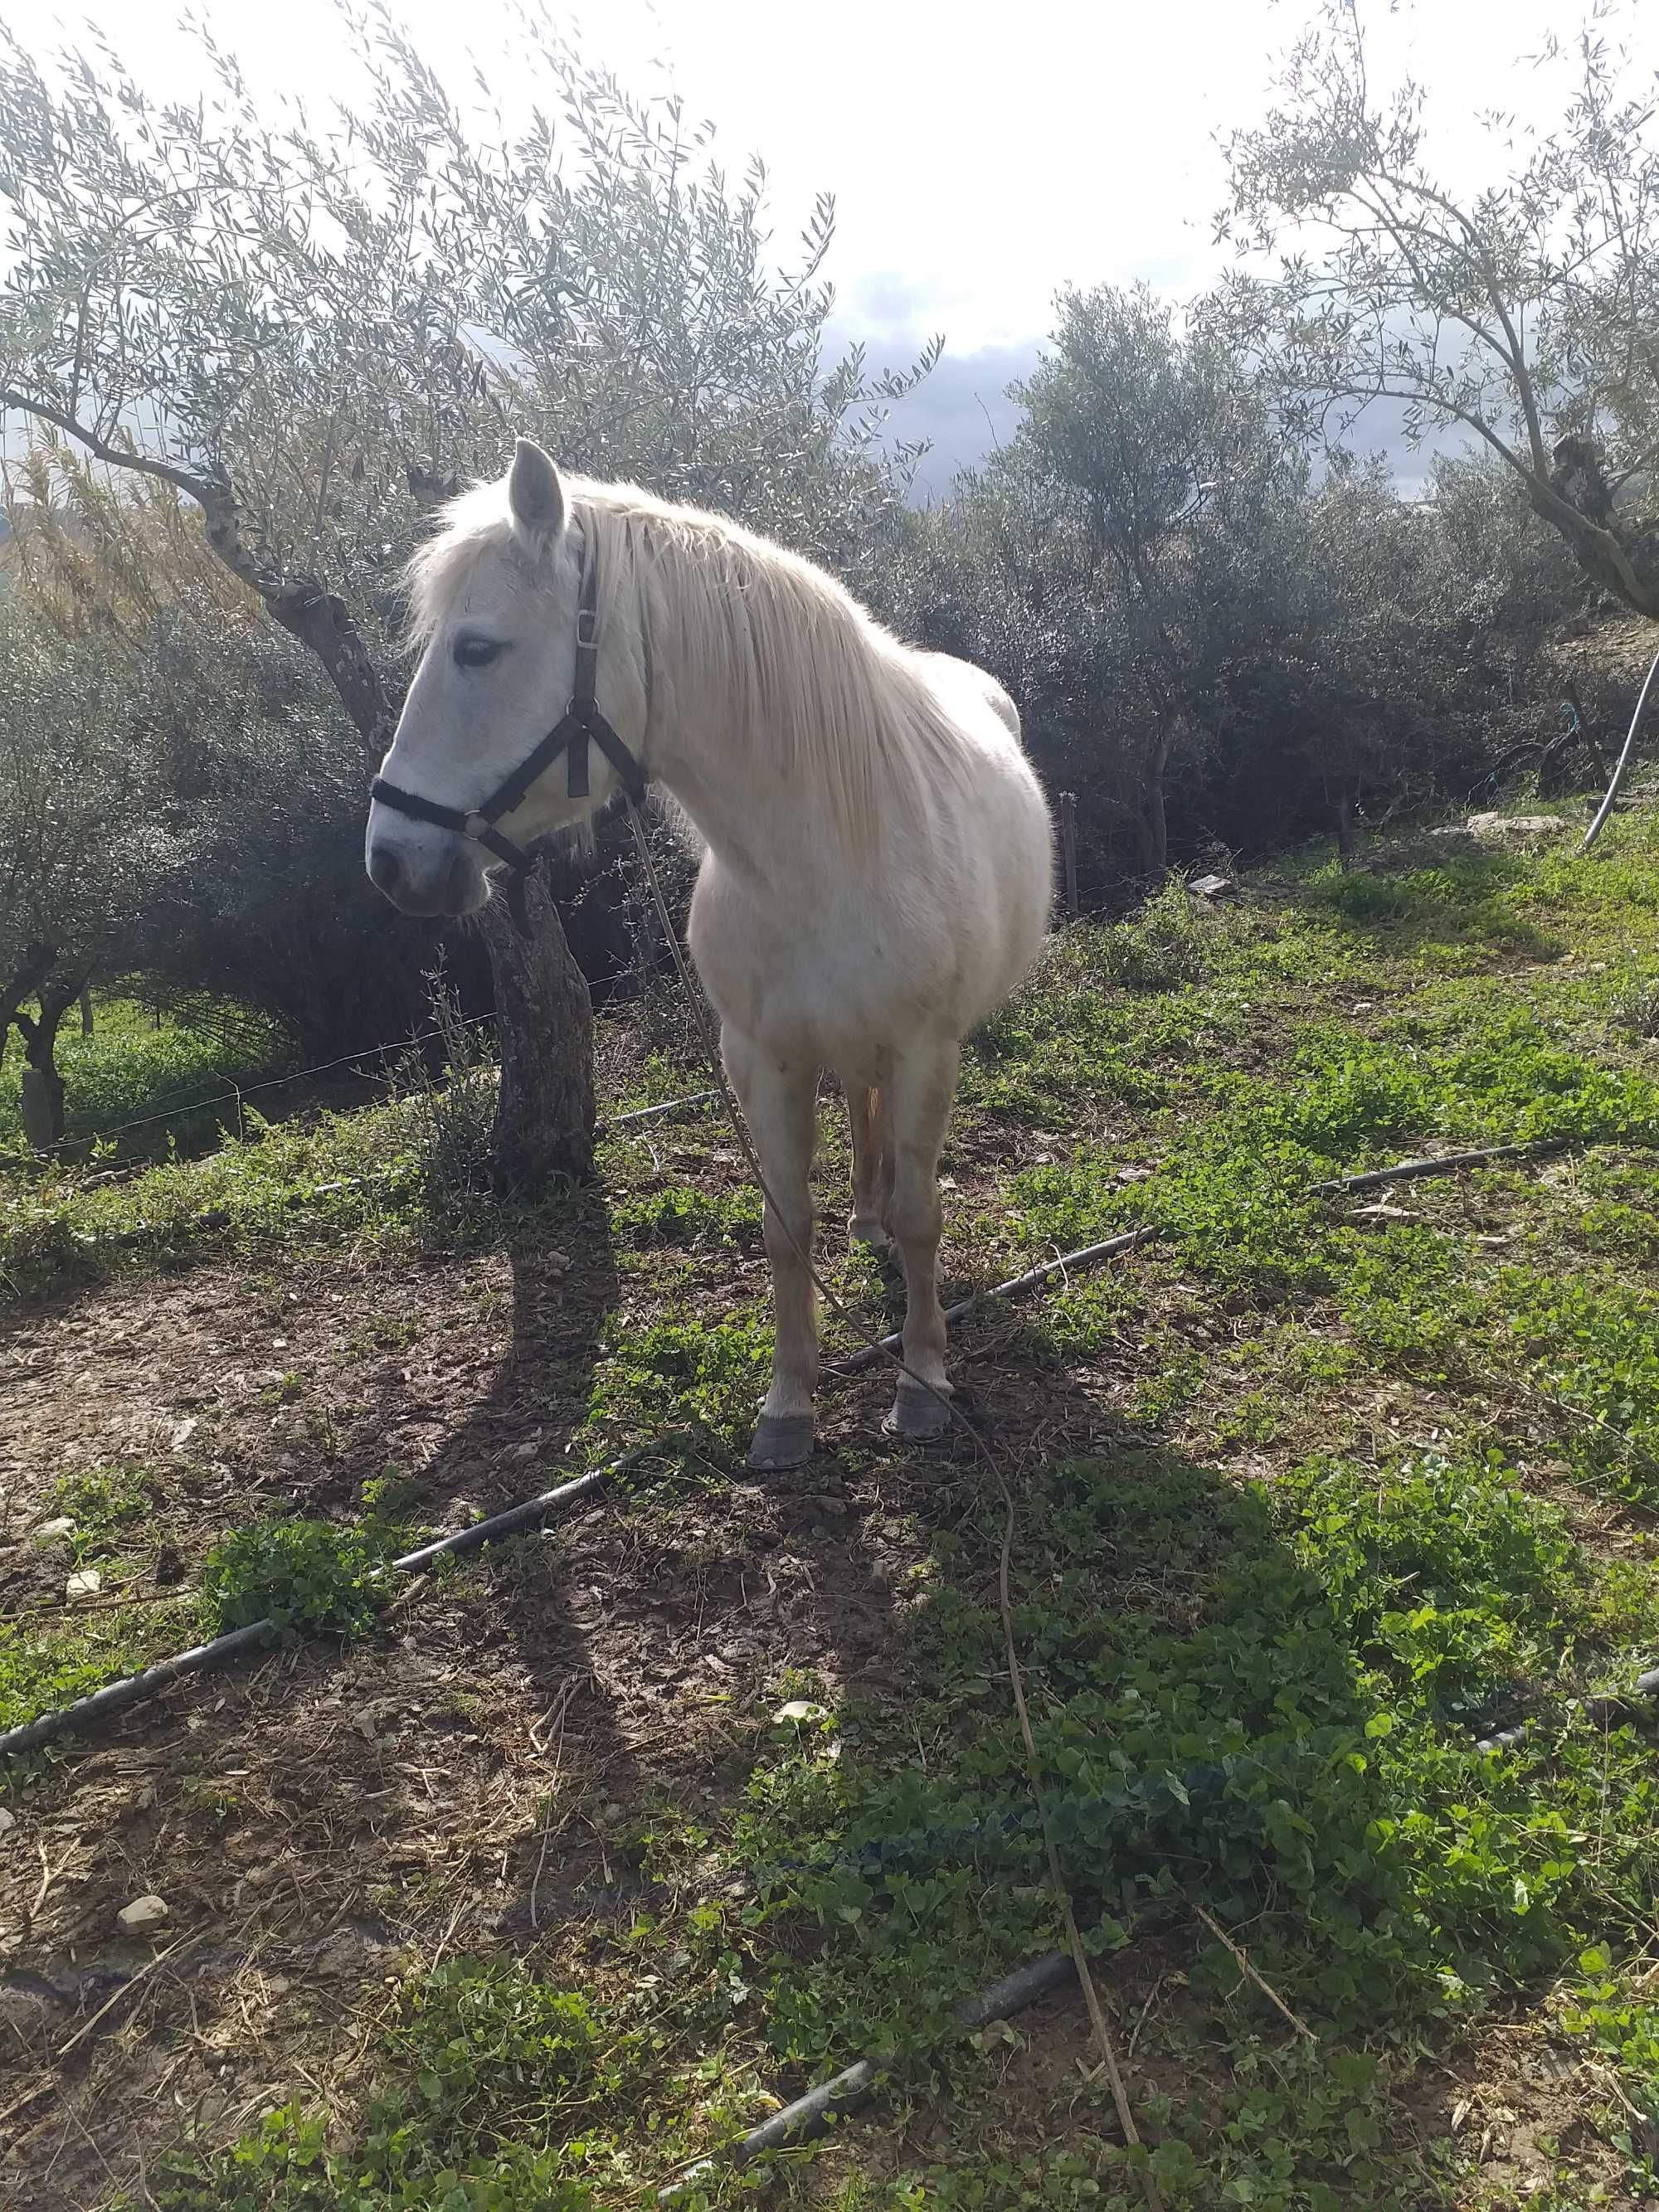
top-left (463, 809), bottom-right (492, 839)
top-left (576, 607), bottom-right (599, 649)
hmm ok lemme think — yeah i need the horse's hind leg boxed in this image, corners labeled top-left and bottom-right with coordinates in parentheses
top-left (847, 1083), bottom-right (893, 1250)
top-left (882, 1038), bottom-right (959, 1443)
top-left (723, 1028), bottom-right (819, 1471)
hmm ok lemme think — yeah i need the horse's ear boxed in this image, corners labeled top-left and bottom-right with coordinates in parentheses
top-left (508, 437), bottom-right (565, 547)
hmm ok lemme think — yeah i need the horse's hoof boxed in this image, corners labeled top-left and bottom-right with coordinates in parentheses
top-left (883, 1378), bottom-right (951, 1441)
top-left (747, 1413), bottom-right (814, 1471)
top-left (849, 1216), bottom-right (892, 1252)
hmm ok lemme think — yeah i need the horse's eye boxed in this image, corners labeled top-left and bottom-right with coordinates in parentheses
top-left (453, 634), bottom-right (505, 670)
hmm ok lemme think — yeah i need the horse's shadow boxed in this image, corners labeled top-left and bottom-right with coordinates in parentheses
top-left (382, 1184), bottom-right (911, 1947)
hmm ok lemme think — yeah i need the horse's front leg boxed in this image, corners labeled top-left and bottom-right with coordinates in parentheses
top-left (883, 1037), bottom-right (960, 1442)
top-left (723, 1028), bottom-right (820, 1471)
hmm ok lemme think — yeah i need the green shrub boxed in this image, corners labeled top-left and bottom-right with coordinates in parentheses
top-left (199, 1518), bottom-right (407, 1639)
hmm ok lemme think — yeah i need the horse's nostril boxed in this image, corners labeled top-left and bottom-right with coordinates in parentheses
top-left (368, 843), bottom-right (403, 894)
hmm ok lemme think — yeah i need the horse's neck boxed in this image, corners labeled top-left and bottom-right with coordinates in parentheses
top-left (639, 571), bottom-right (873, 905)
top-left (653, 727), bottom-right (839, 908)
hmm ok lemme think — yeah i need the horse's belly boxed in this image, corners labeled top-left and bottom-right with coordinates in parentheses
top-left (688, 834), bottom-right (1042, 1071)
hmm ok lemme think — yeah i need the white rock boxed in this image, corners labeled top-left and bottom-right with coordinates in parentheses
top-left (32, 1517), bottom-right (75, 1548)
top-left (66, 1568), bottom-right (102, 1600)
top-left (1463, 811), bottom-right (1571, 842)
top-left (0, 1807), bottom-right (16, 1835)
top-left (117, 1894), bottom-right (168, 1934)
top-left (773, 1699), bottom-right (828, 1725)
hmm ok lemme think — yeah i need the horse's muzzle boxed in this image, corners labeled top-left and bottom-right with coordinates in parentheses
top-left (366, 838), bottom-right (487, 918)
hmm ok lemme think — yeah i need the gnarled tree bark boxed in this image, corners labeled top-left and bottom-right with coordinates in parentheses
top-left (13, 974), bottom-right (83, 1150)
top-left (484, 870), bottom-right (595, 1194)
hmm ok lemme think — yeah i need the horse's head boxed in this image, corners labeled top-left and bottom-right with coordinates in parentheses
top-left (366, 438), bottom-right (611, 916)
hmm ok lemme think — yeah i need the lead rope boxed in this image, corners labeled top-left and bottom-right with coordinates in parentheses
top-left (622, 805), bottom-right (1161, 2208)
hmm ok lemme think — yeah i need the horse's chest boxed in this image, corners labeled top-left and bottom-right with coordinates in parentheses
top-left (688, 867), bottom-right (922, 1055)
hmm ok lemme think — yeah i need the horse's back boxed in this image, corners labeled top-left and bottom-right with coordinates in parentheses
top-left (916, 649), bottom-right (1021, 742)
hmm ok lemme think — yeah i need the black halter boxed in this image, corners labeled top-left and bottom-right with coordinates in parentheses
top-left (369, 537), bottom-right (648, 876)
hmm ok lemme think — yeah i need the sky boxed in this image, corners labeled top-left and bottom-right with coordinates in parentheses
top-left (29, 0), bottom-right (1650, 493)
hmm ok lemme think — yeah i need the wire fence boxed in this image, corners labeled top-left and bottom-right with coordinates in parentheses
top-left (58, 1007), bottom-right (505, 1151)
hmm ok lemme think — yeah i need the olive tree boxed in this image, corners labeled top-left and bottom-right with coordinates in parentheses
top-left (0, 11), bottom-right (923, 1186)
top-left (7, 445), bottom-right (444, 1061)
top-left (0, 605), bottom-right (178, 1144)
top-left (1219, 0), bottom-right (1659, 619)
top-left (991, 284), bottom-right (1309, 873)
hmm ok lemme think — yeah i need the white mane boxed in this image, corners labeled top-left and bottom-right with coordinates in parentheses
top-left (405, 474), bottom-right (971, 853)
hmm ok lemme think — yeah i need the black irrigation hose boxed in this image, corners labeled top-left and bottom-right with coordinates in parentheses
top-left (826, 1140), bottom-right (1563, 1378)
top-left (0, 1441), bottom-right (688, 1762)
top-left (657, 1950), bottom-right (1083, 2202)
top-left (5, 1129), bottom-right (1657, 2197)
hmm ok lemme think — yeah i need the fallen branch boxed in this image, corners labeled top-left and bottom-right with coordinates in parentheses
top-left (826, 1140), bottom-right (1562, 1378)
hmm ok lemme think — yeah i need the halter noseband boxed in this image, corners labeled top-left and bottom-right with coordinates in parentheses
top-left (369, 535), bottom-right (648, 876)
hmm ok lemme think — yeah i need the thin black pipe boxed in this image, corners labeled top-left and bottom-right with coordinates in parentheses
top-left (0, 1441), bottom-right (688, 1762)
top-left (0, 1135), bottom-right (1635, 1762)
top-left (658, 1951), bottom-right (1081, 2200)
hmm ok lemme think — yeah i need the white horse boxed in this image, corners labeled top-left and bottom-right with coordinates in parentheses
top-left (366, 439), bottom-right (1053, 1468)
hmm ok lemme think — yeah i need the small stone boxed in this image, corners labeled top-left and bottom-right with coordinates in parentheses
top-left (0, 1807), bottom-right (16, 1835)
top-left (117, 1894), bottom-right (168, 1934)
top-left (32, 1517), bottom-right (75, 1549)
top-left (66, 1568), bottom-right (103, 1600)
top-left (170, 1417), bottom-right (198, 1451)
top-left (773, 1699), bottom-right (827, 1725)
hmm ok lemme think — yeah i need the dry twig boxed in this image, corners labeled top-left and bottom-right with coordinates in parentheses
top-left (1194, 1903), bottom-right (1317, 2042)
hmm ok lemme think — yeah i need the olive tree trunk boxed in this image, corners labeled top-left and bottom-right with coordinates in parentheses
top-left (13, 976), bottom-right (81, 1151)
top-left (483, 869), bottom-right (595, 1193)
top-left (193, 464), bottom-right (597, 1187)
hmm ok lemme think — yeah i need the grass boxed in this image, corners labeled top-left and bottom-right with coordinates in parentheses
top-left (0, 993), bottom-right (294, 1163)
top-left (12, 807), bottom-right (1659, 2208)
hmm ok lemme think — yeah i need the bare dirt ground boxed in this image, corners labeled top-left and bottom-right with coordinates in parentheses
top-left (0, 1135), bottom-right (1095, 2205)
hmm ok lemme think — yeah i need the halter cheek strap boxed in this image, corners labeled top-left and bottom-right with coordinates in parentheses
top-left (369, 536), bottom-right (648, 876)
